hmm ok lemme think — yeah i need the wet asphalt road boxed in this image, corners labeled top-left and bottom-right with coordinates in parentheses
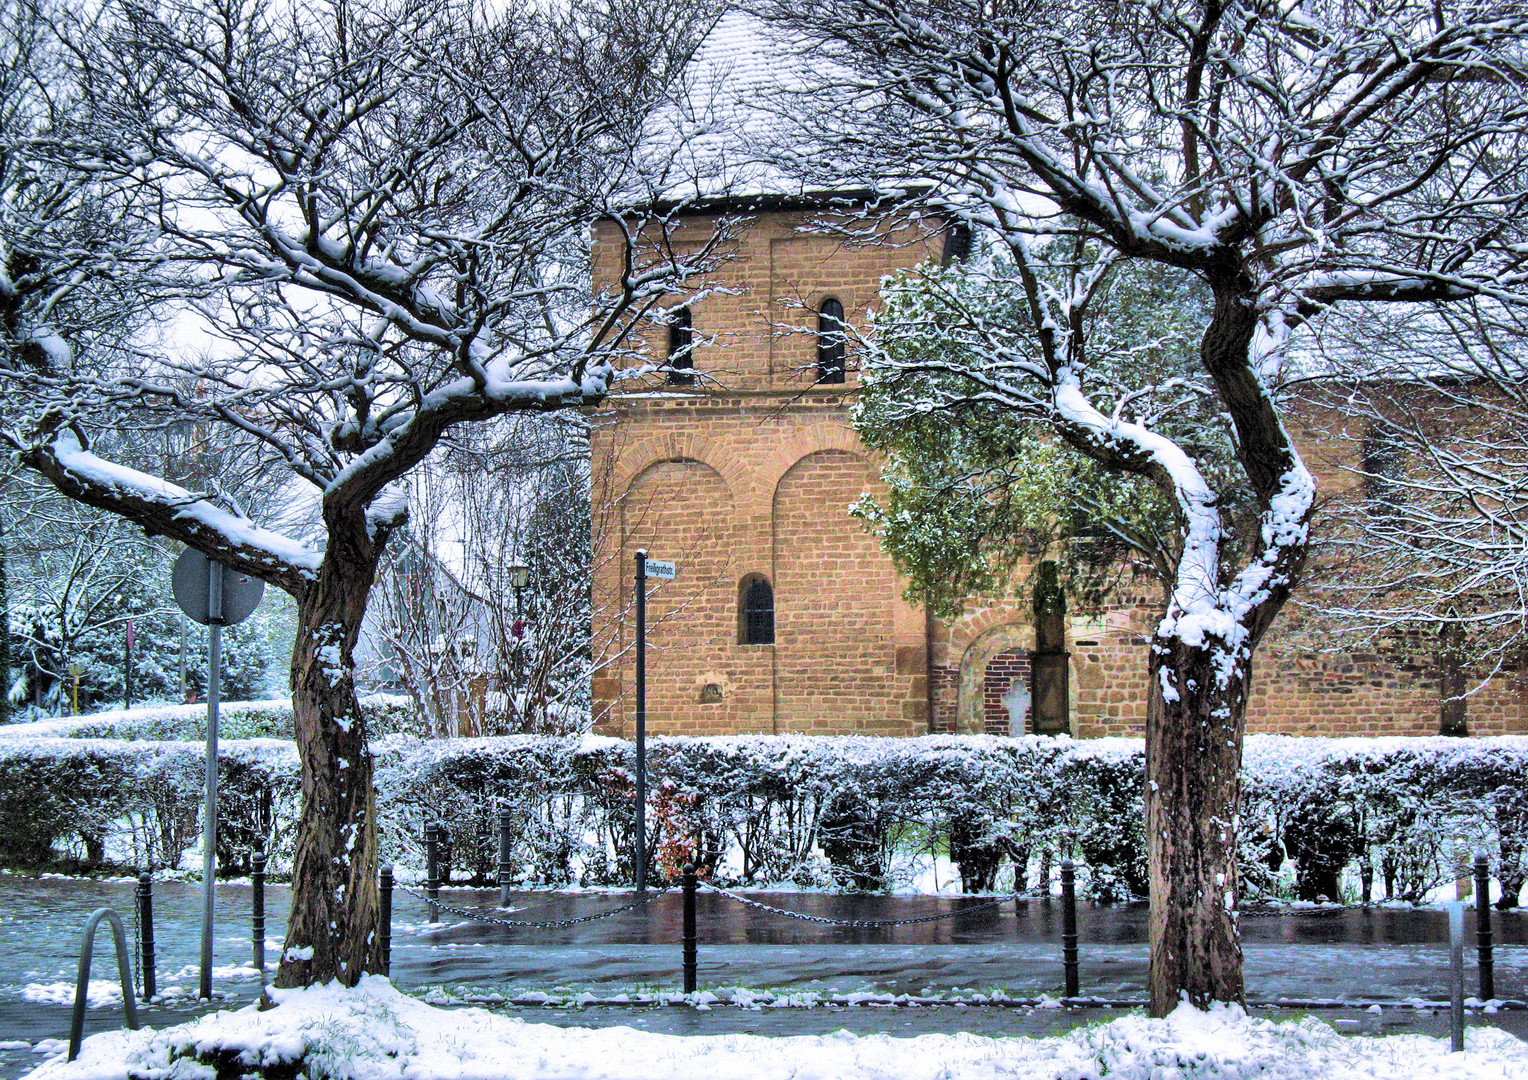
top-left (0, 875), bottom-right (1525, 1077)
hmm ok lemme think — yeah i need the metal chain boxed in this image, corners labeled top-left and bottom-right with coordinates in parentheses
top-left (398, 884), bottom-right (670, 929)
top-left (697, 881), bottom-right (1025, 927)
top-left (131, 888), bottom-right (141, 998)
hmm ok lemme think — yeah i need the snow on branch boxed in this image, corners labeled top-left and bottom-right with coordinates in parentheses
top-left (27, 429), bottom-right (318, 591)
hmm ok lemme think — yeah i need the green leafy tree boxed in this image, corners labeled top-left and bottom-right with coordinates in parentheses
top-left (854, 250), bottom-right (1246, 615)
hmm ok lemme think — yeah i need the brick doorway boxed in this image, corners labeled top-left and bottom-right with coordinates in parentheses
top-left (982, 651), bottom-right (1032, 735)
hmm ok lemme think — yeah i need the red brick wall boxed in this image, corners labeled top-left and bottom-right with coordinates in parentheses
top-left (982, 650), bottom-right (1031, 735)
top-left (588, 208), bottom-right (1528, 740)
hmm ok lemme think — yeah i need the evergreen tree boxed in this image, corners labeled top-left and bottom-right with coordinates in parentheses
top-left (854, 252), bottom-right (1244, 615)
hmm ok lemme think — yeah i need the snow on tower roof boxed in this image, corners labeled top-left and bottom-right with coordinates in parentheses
top-left (641, 9), bottom-right (896, 211)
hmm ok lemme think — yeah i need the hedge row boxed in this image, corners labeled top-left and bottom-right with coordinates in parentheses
top-left (0, 723), bottom-right (1523, 905)
top-left (0, 695), bottom-right (420, 742)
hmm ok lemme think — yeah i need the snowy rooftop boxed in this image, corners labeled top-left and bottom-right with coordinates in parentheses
top-left (643, 10), bottom-right (895, 208)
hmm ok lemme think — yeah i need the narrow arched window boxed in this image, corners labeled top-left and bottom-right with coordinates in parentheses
top-left (816, 298), bottom-right (845, 384)
top-left (739, 574), bottom-right (775, 645)
top-left (666, 307), bottom-right (694, 386)
top-left (942, 221), bottom-right (973, 265)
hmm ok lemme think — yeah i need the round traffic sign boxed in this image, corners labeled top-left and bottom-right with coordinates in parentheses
top-left (171, 549), bottom-right (265, 626)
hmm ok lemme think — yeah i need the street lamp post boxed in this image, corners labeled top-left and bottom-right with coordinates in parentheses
top-left (508, 561), bottom-right (529, 721)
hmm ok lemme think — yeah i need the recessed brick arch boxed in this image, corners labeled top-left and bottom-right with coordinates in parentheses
top-left (619, 457), bottom-right (738, 734)
top-left (957, 622), bottom-right (1081, 736)
top-left (758, 423), bottom-right (868, 497)
top-left (621, 456), bottom-right (735, 553)
top-left (611, 431), bottom-right (759, 506)
top-left (957, 624), bottom-right (1036, 735)
top-left (771, 449), bottom-right (898, 732)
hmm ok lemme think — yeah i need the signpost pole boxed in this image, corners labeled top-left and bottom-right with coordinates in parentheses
top-left (170, 548), bottom-right (262, 1004)
top-left (200, 562), bottom-right (224, 1000)
top-left (634, 550), bottom-right (647, 894)
top-left (124, 620), bottom-right (134, 710)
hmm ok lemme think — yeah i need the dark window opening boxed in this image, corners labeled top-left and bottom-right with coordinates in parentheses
top-left (1360, 431), bottom-right (1403, 525)
top-left (816, 298), bottom-right (845, 384)
top-left (1438, 615), bottom-right (1469, 737)
top-left (666, 307), bottom-right (694, 386)
top-left (942, 221), bottom-right (973, 265)
top-left (740, 575), bottom-right (775, 645)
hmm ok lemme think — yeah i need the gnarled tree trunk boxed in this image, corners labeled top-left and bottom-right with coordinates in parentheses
top-left (275, 531), bottom-right (383, 988)
top-left (1146, 641), bottom-right (1249, 1013)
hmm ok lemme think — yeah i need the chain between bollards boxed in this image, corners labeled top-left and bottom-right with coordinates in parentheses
top-left (252, 851), bottom-right (266, 981)
top-left (135, 873), bottom-right (156, 1001)
top-left (682, 863), bottom-right (697, 993)
top-left (425, 823), bottom-right (441, 925)
top-left (1060, 858), bottom-right (1079, 998)
top-left (380, 863), bottom-right (394, 977)
top-left (1475, 852), bottom-right (1495, 1002)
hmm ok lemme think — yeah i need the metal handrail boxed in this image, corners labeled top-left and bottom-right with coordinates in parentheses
top-left (67, 907), bottom-right (141, 1063)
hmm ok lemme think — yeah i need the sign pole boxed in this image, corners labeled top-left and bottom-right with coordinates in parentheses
top-left (124, 619), bottom-right (134, 710)
top-left (170, 547), bottom-right (263, 1004)
top-left (200, 562), bottom-right (224, 1000)
top-left (634, 550), bottom-right (647, 893)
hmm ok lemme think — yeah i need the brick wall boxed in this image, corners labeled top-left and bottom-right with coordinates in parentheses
top-left (588, 206), bottom-right (1528, 740)
top-left (982, 650), bottom-right (1031, 735)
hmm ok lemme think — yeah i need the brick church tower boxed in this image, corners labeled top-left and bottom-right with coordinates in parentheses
top-left (587, 203), bottom-right (957, 737)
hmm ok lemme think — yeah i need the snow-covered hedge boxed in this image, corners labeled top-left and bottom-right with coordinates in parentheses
top-left (0, 731), bottom-right (1523, 904)
top-left (0, 735), bottom-right (300, 872)
top-left (0, 695), bottom-right (421, 742)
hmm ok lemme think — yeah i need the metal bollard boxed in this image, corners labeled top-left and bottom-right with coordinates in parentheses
top-left (135, 873), bottom-right (157, 1001)
top-left (1475, 852), bottom-right (1495, 1002)
top-left (498, 810), bottom-right (514, 908)
top-left (682, 863), bottom-right (698, 993)
top-left (425, 823), bottom-right (440, 924)
top-left (1449, 901), bottom-right (1465, 1053)
top-left (1060, 858), bottom-right (1079, 998)
top-left (252, 851), bottom-right (266, 980)
top-left (380, 864), bottom-right (394, 976)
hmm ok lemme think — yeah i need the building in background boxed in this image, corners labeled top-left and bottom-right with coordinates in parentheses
top-left (586, 13), bottom-right (1528, 741)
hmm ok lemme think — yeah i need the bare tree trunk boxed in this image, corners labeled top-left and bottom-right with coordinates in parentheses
top-left (1145, 641), bottom-right (1248, 1015)
top-left (275, 537), bottom-right (382, 987)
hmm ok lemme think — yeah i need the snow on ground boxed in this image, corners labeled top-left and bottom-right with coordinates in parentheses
top-left (21, 967), bottom-right (263, 1011)
top-left (19, 982), bottom-right (123, 1009)
top-left (26, 976), bottom-right (1528, 1080)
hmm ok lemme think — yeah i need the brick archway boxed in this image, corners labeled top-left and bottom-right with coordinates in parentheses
top-left (982, 650), bottom-right (1032, 735)
top-left (956, 624), bottom-right (1034, 735)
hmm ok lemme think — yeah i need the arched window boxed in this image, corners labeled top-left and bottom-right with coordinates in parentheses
top-left (739, 574), bottom-right (775, 645)
top-left (816, 298), bottom-right (845, 384)
top-left (666, 307), bottom-right (694, 386)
